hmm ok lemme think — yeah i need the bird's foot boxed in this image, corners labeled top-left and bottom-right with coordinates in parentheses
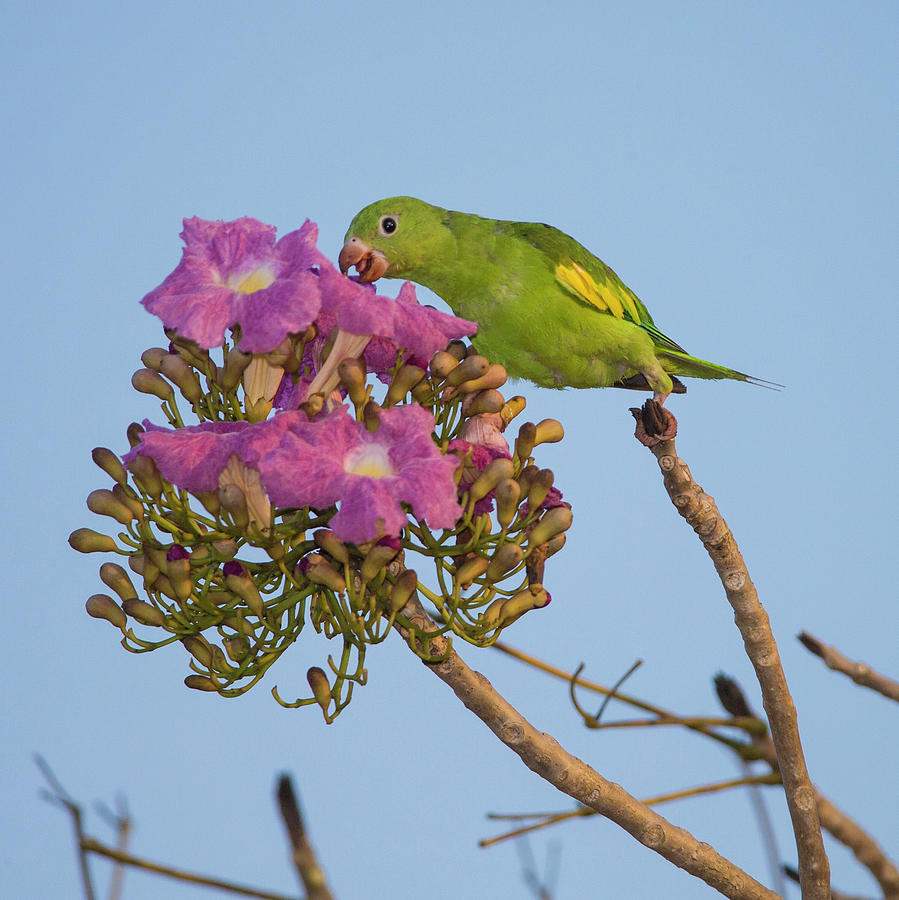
top-left (630, 399), bottom-right (677, 448)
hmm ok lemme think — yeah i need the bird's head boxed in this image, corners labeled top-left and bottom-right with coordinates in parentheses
top-left (340, 196), bottom-right (451, 283)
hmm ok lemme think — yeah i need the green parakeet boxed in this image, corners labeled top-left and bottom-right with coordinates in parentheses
top-left (339, 197), bottom-right (770, 402)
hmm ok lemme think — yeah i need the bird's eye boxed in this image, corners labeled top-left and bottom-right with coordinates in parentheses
top-left (378, 215), bottom-right (398, 236)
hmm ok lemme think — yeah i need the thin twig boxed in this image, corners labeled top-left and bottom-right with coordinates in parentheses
top-left (640, 773), bottom-right (781, 807)
top-left (798, 631), bottom-right (899, 703)
top-left (633, 402), bottom-right (830, 899)
top-left (397, 593), bottom-right (780, 900)
top-left (276, 774), bottom-right (335, 900)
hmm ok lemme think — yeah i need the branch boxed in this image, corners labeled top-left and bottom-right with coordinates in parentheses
top-left (276, 775), bottom-right (335, 900)
top-left (632, 401), bottom-right (830, 899)
top-left (396, 593), bottom-right (780, 900)
top-left (798, 631), bottom-right (899, 703)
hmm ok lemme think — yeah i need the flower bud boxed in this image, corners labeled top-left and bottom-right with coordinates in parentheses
top-left (526, 469), bottom-right (555, 511)
top-left (222, 615), bottom-right (254, 636)
top-left (495, 478), bottom-right (521, 528)
top-left (218, 484), bottom-right (249, 529)
top-left (384, 364), bottom-right (427, 406)
top-left (245, 396), bottom-right (273, 423)
top-left (131, 368), bottom-right (174, 401)
top-left (128, 453), bottom-right (164, 498)
top-left (468, 457), bottom-right (515, 504)
top-left (170, 336), bottom-right (210, 369)
top-left (126, 422), bottom-right (145, 448)
top-left (87, 489), bottom-right (136, 525)
top-left (150, 574), bottom-right (177, 600)
top-left (514, 422), bottom-right (537, 462)
top-left (314, 529), bottom-right (349, 565)
top-left (112, 484), bottom-right (144, 521)
top-left (307, 666), bottom-right (331, 709)
top-left (528, 506), bottom-right (573, 547)
top-left (85, 594), bottom-right (127, 628)
top-left (194, 490), bottom-right (220, 516)
top-left (143, 545), bottom-right (168, 572)
top-left (212, 539), bottom-right (239, 558)
top-left (217, 348), bottom-right (252, 392)
top-left (500, 395), bottom-right (527, 426)
top-left (300, 392), bottom-right (324, 419)
top-left (361, 539), bottom-right (400, 582)
top-left (223, 635), bottom-right (250, 662)
top-left (225, 573), bottom-right (265, 618)
top-left (486, 543), bottom-right (524, 582)
top-left (362, 399), bottom-right (382, 433)
top-left (91, 447), bottom-right (128, 485)
top-left (297, 555), bottom-right (347, 593)
top-left (387, 569), bottom-right (418, 613)
top-left (517, 465), bottom-right (539, 495)
top-left (68, 528), bottom-right (118, 554)
top-left (449, 363), bottom-right (508, 396)
top-left (447, 340), bottom-right (468, 361)
top-left (463, 389), bottom-right (505, 417)
top-left (166, 555), bottom-right (193, 602)
top-left (184, 674), bottom-right (218, 692)
top-left (454, 556), bottom-right (489, 589)
top-left (128, 554), bottom-right (147, 576)
top-left (99, 562), bottom-right (138, 602)
top-left (122, 597), bottom-right (166, 627)
top-left (140, 347), bottom-right (169, 371)
top-left (160, 353), bottom-right (203, 404)
top-left (338, 357), bottom-right (368, 408)
top-left (181, 634), bottom-right (212, 667)
top-left (480, 585), bottom-right (550, 631)
top-left (445, 355), bottom-right (489, 387)
top-left (534, 418), bottom-right (564, 445)
top-left (543, 532), bottom-right (567, 558)
top-left (429, 350), bottom-right (460, 379)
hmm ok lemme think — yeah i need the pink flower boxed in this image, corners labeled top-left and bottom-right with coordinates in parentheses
top-left (259, 404), bottom-right (461, 543)
top-left (142, 217), bottom-right (325, 352)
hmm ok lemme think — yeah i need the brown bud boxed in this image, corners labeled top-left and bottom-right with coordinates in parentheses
top-left (463, 389), bottom-right (505, 417)
top-left (307, 666), bottom-right (331, 709)
top-left (514, 422), bottom-right (537, 462)
top-left (298, 555), bottom-right (347, 592)
top-left (447, 340), bottom-right (468, 361)
top-left (181, 635), bottom-right (212, 667)
top-left (194, 491), bottom-right (221, 516)
top-left (141, 347), bottom-right (169, 371)
top-left (516, 465), bottom-right (539, 495)
top-left (387, 569), bottom-right (418, 613)
top-left (223, 635), bottom-right (250, 662)
top-left (91, 447), bottom-right (127, 485)
top-left (494, 478), bottom-right (521, 529)
top-left (131, 368), bottom-right (174, 401)
top-left (122, 597), bottom-right (166, 627)
top-left (128, 453), bottom-right (164, 498)
top-left (445, 354), bottom-right (489, 387)
top-left (528, 506), bottom-right (573, 547)
top-left (543, 532), bottom-right (567, 558)
top-left (300, 391), bottom-right (325, 419)
top-left (338, 357), bottom-right (368, 407)
top-left (534, 418), bottom-right (564, 445)
top-left (112, 484), bottom-right (144, 521)
top-left (99, 562), bottom-right (138, 602)
top-left (314, 529), bottom-right (349, 565)
top-left (361, 542), bottom-right (400, 582)
top-left (161, 353), bottom-right (203, 404)
top-left (384, 364), bottom-right (427, 406)
top-left (526, 469), bottom-right (555, 511)
top-left (449, 363), bottom-right (508, 396)
top-left (184, 674), bottom-right (219, 692)
top-left (468, 457), bottom-right (515, 504)
top-left (217, 348), bottom-right (252, 392)
top-left (500, 395), bottom-right (527, 426)
top-left (486, 543), bottom-right (524, 582)
top-left (68, 528), bottom-right (117, 554)
top-left (429, 350), bottom-right (460, 380)
top-left (480, 584), bottom-right (549, 631)
top-left (454, 556), bottom-right (489, 589)
top-left (85, 594), bottom-right (127, 628)
top-left (225, 573), bottom-right (265, 618)
top-left (126, 422), bottom-right (145, 448)
top-left (167, 556), bottom-right (193, 602)
top-left (87, 489), bottom-right (136, 525)
top-left (362, 399), bottom-right (381, 433)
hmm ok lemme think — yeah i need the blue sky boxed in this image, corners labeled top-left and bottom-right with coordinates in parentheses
top-left (2, 2), bottom-right (896, 898)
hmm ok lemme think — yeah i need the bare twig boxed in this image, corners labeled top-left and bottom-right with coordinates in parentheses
top-left (632, 401), bottom-right (830, 899)
top-left (397, 593), bottom-right (780, 900)
top-left (276, 775), bottom-right (334, 900)
top-left (783, 865), bottom-right (874, 900)
top-left (798, 632), bottom-right (899, 703)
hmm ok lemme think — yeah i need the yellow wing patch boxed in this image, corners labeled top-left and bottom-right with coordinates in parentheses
top-left (555, 261), bottom-right (640, 323)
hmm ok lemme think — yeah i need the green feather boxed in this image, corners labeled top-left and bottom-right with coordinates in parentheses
top-left (343, 197), bottom-right (776, 399)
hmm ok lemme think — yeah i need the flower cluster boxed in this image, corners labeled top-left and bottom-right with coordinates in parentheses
top-left (71, 216), bottom-right (572, 721)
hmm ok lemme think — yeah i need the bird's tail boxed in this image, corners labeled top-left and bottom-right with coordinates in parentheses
top-left (656, 349), bottom-right (781, 390)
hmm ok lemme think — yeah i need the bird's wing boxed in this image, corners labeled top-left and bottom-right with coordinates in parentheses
top-left (500, 220), bottom-right (687, 354)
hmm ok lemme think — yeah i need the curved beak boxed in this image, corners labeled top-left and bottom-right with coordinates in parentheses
top-left (339, 237), bottom-right (390, 283)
